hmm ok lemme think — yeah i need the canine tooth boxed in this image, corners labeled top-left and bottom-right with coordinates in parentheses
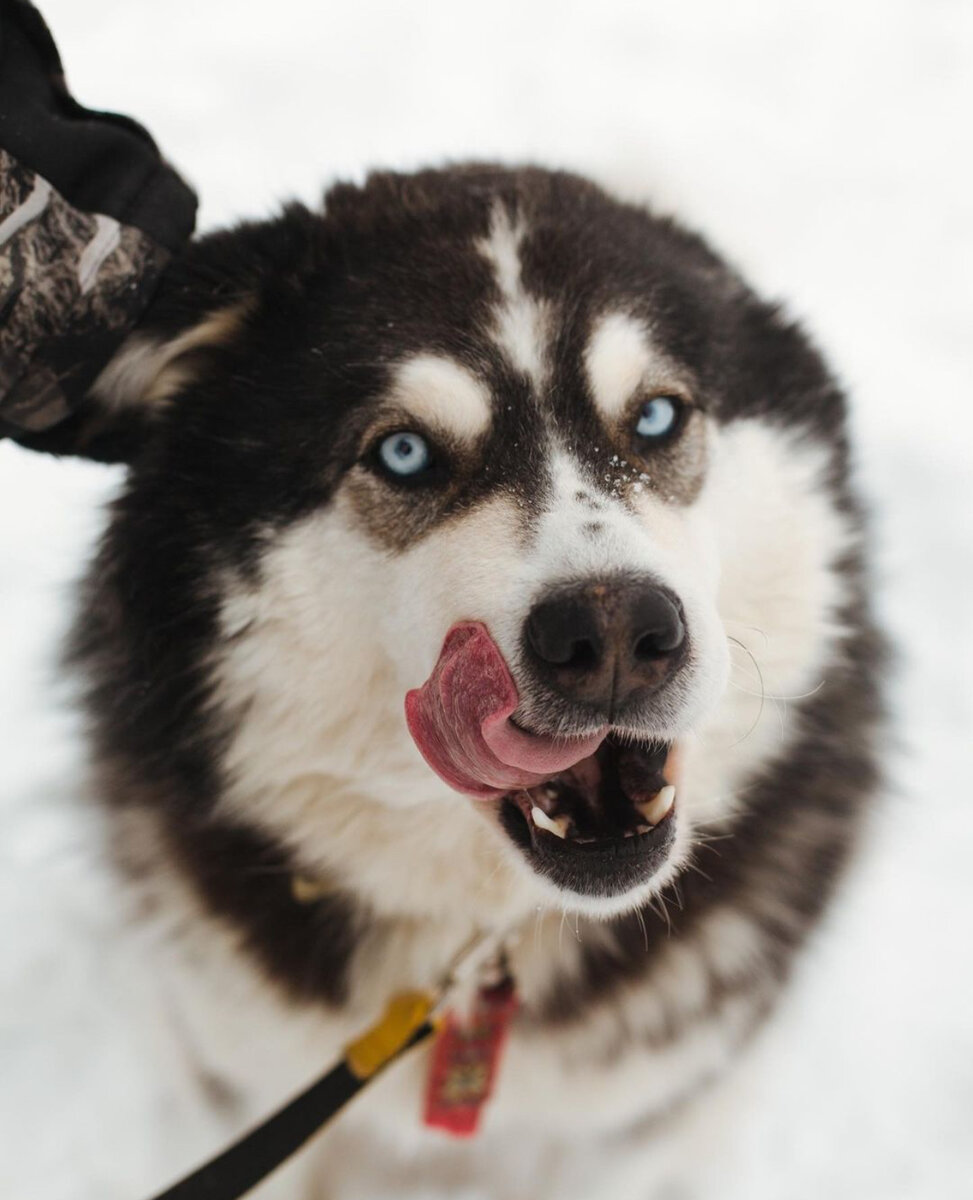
top-left (531, 806), bottom-right (568, 839)
top-left (640, 785), bottom-right (676, 826)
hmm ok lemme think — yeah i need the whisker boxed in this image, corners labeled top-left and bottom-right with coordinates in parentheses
top-left (683, 858), bottom-right (714, 884)
top-left (726, 635), bottom-right (767, 747)
top-left (635, 906), bottom-right (649, 952)
top-left (691, 831), bottom-right (734, 848)
top-left (728, 677), bottom-right (827, 704)
top-left (722, 619), bottom-right (770, 647)
top-left (646, 894), bottom-right (672, 936)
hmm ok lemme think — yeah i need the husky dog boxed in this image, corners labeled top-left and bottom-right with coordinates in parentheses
top-left (36, 166), bottom-right (883, 1198)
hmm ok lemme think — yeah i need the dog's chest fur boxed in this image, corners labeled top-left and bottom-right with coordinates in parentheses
top-left (108, 803), bottom-right (789, 1200)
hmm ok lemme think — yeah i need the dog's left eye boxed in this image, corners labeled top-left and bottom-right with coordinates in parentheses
top-left (635, 395), bottom-right (682, 440)
top-left (376, 431), bottom-right (433, 478)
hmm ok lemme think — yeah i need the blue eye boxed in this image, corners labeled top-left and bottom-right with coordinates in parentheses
top-left (377, 431), bottom-right (432, 477)
top-left (635, 396), bottom-right (681, 440)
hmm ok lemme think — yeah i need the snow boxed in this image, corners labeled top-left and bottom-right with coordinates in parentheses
top-left (2, 1), bottom-right (971, 1195)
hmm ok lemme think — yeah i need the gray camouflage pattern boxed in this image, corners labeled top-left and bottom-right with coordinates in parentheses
top-left (0, 147), bottom-right (169, 433)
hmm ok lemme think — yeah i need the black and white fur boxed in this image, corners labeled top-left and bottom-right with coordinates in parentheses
top-left (31, 166), bottom-right (884, 1198)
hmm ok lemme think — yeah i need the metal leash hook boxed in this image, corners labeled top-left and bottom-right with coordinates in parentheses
top-left (147, 928), bottom-right (502, 1200)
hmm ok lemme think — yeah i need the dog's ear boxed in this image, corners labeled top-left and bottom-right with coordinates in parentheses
top-left (11, 203), bottom-right (322, 465)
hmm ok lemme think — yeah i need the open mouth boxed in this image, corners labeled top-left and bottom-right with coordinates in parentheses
top-left (500, 734), bottom-right (677, 896)
top-left (405, 622), bottom-right (679, 898)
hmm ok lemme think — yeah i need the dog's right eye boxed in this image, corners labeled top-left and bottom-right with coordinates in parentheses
top-left (375, 431), bottom-right (435, 480)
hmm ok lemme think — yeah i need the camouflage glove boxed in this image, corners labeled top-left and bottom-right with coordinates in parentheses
top-left (0, 0), bottom-right (196, 451)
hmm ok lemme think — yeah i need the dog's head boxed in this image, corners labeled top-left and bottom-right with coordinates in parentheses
top-left (59, 167), bottom-right (855, 923)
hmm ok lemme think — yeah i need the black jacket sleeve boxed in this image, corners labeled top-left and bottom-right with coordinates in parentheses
top-left (0, 0), bottom-right (197, 441)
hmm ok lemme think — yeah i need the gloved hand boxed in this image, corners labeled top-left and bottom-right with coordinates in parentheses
top-left (0, 0), bottom-right (197, 454)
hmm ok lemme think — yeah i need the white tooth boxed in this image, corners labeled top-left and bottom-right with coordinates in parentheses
top-left (531, 806), bottom-right (568, 839)
top-left (640, 785), bottom-right (676, 826)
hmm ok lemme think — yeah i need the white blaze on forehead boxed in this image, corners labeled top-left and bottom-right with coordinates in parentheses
top-left (585, 311), bottom-right (667, 419)
top-left (389, 353), bottom-right (492, 440)
top-left (476, 203), bottom-right (548, 386)
top-left (526, 448), bottom-right (670, 582)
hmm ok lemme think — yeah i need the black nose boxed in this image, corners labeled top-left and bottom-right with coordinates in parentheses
top-left (523, 577), bottom-right (687, 714)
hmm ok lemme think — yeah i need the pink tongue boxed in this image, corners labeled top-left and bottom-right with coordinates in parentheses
top-left (405, 622), bottom-right (607, 799)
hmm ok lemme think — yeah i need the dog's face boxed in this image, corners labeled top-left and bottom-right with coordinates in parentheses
top-left (76, 168), bottom-right (853, 924)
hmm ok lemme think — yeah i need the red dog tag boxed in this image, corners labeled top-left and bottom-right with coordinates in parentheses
top-left (424, 979), bottom-right (518, 1136)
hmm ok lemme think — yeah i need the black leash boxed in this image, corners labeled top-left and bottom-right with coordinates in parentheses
top-left (146, 930), bottom-right (498, 1200)
top-left (150, 1018), bottom-right (435, 1200)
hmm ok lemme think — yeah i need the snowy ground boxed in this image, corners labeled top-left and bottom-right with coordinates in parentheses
top-left (2, 1), bottom-right (972, 1196)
